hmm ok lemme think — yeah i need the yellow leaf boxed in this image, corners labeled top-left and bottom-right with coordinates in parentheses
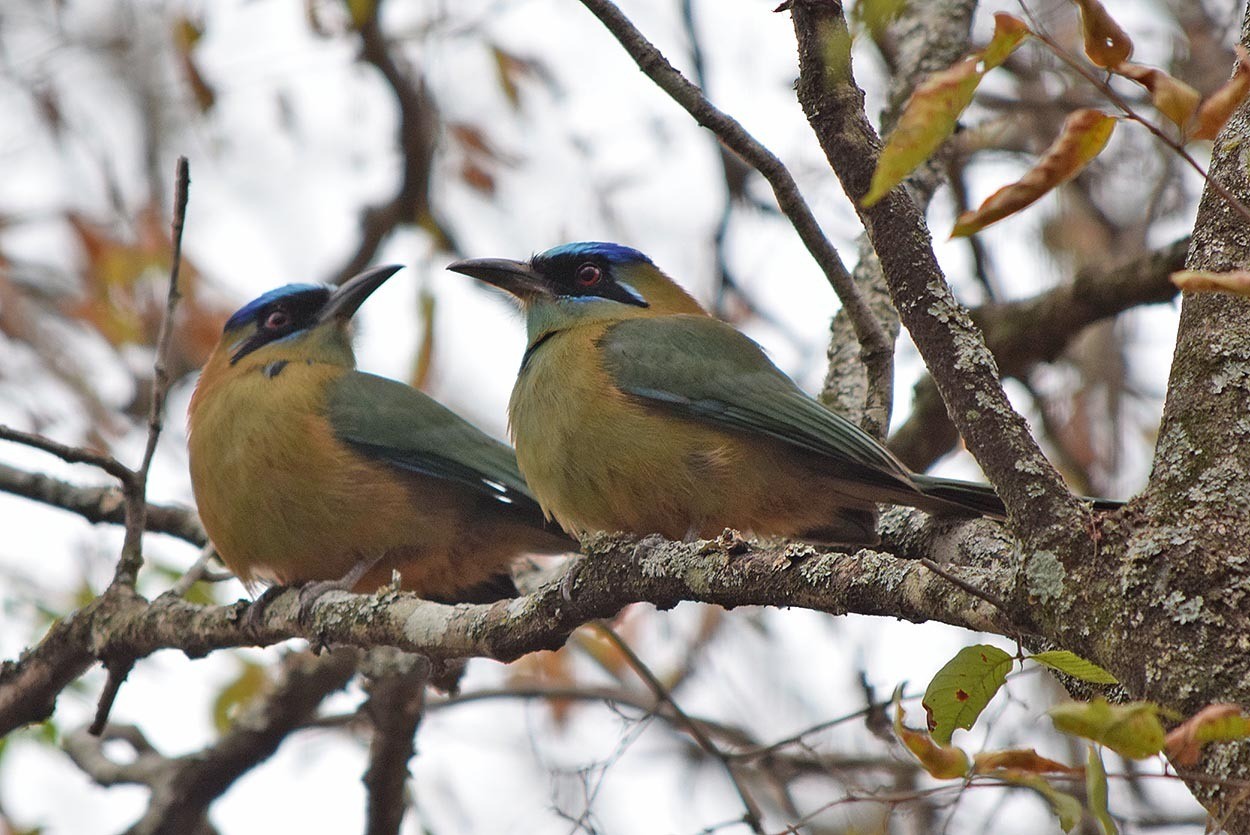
top-left (863, 14), bottom-right (1029, 206)
top-left (1049, 698), bottom-right (1166, 760)
top-left (1073, 0), bottom-right (1132, 68)
top-left (893, 687), bottom-right (970, 779)
top-left (1192, 46), bottom-right (1250, 141)
top-left (973, 748), bottom-right (1079, 775)
top-left (1171, 269), bottom-right (1250, 297)
top-left (952, 109), bottom-right (1115, 236)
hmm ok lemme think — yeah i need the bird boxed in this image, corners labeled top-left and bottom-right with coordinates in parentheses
top-left (449, 241), bottom-right (1050, 545)
top-left (187, 265), bottom-right (574, 604)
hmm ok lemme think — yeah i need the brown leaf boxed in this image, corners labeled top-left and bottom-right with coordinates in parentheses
top-left (1165, 704), bottom-right (1250, 767)
top-left (1192, 46), bottom-right (1250, 141)
top-left (1073, 0), bottom-right (1132, 68)
top-left (973, 748), bottom-right (1079, 775)
top-left (1114, 63), bottom-right (1200, 132)
top-left (952, 109), bottom-right (1115, 236)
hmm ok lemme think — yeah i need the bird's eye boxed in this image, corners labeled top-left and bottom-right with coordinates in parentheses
top-left (263, 310), bottom-right (290, 330)
top-left (574, 263), bottom-right (602, 287)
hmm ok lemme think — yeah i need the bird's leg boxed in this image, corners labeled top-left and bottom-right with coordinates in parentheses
top-left (297, 553), bottom-right (387, 624)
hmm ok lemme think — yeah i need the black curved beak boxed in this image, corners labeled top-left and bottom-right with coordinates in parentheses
top-left (446, 257), bottom-right (553, 301)
top-left (318, 264), bottom-right (404, 324)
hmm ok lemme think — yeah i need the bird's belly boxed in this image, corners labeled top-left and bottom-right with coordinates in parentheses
top-left (508, 333), bottom-right (881, 542)
top-left (510, 344), bottom-right (754, 538)
top-left (189, 373), bottom-right (433, 585)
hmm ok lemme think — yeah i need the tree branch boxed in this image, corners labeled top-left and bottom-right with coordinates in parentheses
top-left (360, 649), bottom-right (430, 835)
top-left (784, 0), bottom-right (1089, 559)
top-left (0, 526), bottom-right (1017, 737)
top-left (65, 649), bottom-right (358, 835)
top-left (890, 238), bottom-right (1188, 471)
top-left (0, 460), bottom-right (205, 546)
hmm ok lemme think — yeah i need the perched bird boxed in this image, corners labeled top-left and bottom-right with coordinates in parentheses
top-left (449, 242), bottom-right (1019, 545)
top-left (187, 266), bottom-right (573, 603)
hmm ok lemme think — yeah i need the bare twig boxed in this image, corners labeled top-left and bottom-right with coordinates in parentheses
top-left (167, 544), bottom-right (223, 598)
top-left (0, 424), bottom-right (132, 481)
top-left (0, 460), bottom-right (205, 546)
top-left (576, 0), bottom-right (895, 429)
top-left (111, 155), bottom-right (191, 589)
top-left (66, 649), bottom-right (359, 835)
top-left (326, 0), bottom-right (456, 285)
top-left (588, 621), bottom-right (767, 833)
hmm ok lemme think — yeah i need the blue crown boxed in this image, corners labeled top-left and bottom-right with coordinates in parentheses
top-left (224, 283), bottom-right (326, 331)
top-left (537, 242), bottom-right (652, 266)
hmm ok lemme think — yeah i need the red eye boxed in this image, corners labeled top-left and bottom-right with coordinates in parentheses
top-left (575, 263), bottom-right (602, 287)
top-left (264, 310), bottom-right (290, 330)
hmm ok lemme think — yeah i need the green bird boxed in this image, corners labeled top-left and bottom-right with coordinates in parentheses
top-left (450, 242), bottom-right (1087, 545)
top-left (187, 265), bottom-right (573, 603)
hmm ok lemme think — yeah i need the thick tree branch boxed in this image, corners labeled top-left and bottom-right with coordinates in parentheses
top-left (785, 0), bottom-right (1089, 561)
top-left (360, 649), bottom-right (429, 835)
top-left (891, 238), bottom-right (1188, 471)
top-left (0, 526), bottom-right (1017, 737)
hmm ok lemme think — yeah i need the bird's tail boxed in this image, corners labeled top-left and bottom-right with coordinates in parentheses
top-left (912, 473), bottom-right (1124, 518)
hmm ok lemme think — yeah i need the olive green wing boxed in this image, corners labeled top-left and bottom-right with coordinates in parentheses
top-left (599, 316), bottom-right (919, 494)
top-left (327, 371), bottom-right (543, 516)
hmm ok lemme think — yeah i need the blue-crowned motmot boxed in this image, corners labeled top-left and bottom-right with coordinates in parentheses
top-left (187, 266), bottom-right (573, 603)
top-left (450, 242), bottom-right (1063, 544)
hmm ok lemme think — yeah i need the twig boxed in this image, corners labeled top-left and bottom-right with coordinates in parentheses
top-left (87, 655), bottom-right (135, 736)
top-left (326, 0), bottom-right (456, 285)
top-left (0, 424), bottom-right (132, 481)
top-left (575, 0), bottom-right (895, 426)
top-left (110, 155), bottom-right (190, 589)
top-left (0, 460), bottom-right (205, 546)
top-left (587, 621), bottom-right (767, 834)
top-left (1017, 1), bottom-right (1250, 227)
top-left (66, 649), bottom-right (359, 835)
top-left (167, 544), bottom-right (222, 598)
top-left (919, 558), bottom-right (1011, 616)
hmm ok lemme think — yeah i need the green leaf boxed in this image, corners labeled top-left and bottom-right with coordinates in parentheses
top-left (1000, 772), bottom-right (1084, 832)
top-left (1031, 650), bottom-right (1118, 684)
top-left (923, 644), bottom-right (1013, 745)
top-left (212, 659), bottom-right (270, 733)
top-left (1050, 698), bottom-right (1167, 759)
top-left (1086, 746), bottom-right (1118, 834)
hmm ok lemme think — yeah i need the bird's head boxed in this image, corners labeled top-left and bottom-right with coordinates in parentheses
top-left (448, 242), bottom-right (705, 340)
top-left (209, 265), bottom-right (402, 373)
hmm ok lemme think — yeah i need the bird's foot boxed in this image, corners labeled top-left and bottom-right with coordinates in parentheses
top-left (296, 555), bottom-right (385, 625)
top-left (242, 584), bottom-right (289, 636)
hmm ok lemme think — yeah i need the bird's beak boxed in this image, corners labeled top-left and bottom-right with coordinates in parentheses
top-left (446, 257), bottom-right (553, 301)
top-left (318, 265), bottom-right (404, 324)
